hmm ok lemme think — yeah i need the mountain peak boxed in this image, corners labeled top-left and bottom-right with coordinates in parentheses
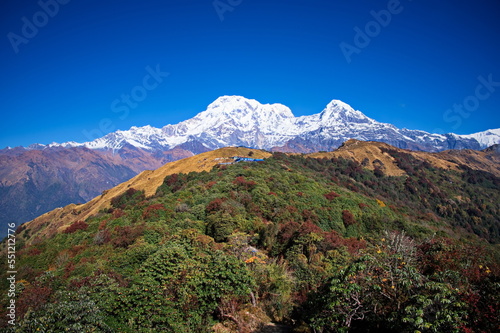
top-left (205, 95), bottom-right (294, 119)
top-left (207, 95), bottom-right (255, 110)
top-left (326, 99), bottom-right (354, 110)
top-left (320, 99), bottom-right (373, 125)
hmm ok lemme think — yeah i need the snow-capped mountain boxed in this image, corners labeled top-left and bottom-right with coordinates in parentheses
top-left (461, 129), bottom-right (500, 148)
top-left (161, 96), bottom-right (299, 149)
top-left (32, 96), bottom-right (499, 153)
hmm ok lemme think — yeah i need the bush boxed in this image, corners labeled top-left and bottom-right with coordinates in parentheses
top-left (93, 229), bottom-right (111, 245)
top-left (110, 188), bottom-right (145, 209)
top-left (324, 191), bottom-right (340, 201)
top-left (142, 203), bottom-right (166, 219)
top-left (233, 176), bottom-right (257, 190)
top-left (111, 225), bottom-right (144, 248)
top-left (16, 290), bottom-right (112, 332)
top-left (63, 221), bottom-right (88, 234)
top-left (342, 210), bottom-right (356, 227)
top-left (206, 198), bottom-right (226, 214)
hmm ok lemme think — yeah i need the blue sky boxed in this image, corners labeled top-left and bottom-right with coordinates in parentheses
top-left (1, 0), bottom-right (499, 148)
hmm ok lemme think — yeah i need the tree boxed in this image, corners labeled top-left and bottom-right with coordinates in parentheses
top-left (16, 290), bottom-right (112, 332)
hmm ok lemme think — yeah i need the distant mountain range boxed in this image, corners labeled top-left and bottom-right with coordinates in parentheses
top-left (18, 95), bottom-right (500, 153)
top-left (1, 96), bottom-right (499, 234)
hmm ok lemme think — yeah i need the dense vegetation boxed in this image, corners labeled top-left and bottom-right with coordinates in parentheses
top-left (1, 151), bottom-right (499, 332)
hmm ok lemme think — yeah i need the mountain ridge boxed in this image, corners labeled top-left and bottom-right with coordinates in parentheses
top-left (14, 95), bottom-right (499, 153)
top-left (18, 141), bottom-right (500, 245)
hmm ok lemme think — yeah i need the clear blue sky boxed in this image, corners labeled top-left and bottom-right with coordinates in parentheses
top-left (1, 0), bottom-right (499, 148)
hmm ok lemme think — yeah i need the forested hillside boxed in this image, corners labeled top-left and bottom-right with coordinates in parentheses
top-left (1, 150), bottom-right (499, 332)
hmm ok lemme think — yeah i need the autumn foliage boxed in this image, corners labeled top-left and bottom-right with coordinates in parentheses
top-left (63, 220), bottom-right (88, 234)
top-left (324, 191), bottom-right (340, 200)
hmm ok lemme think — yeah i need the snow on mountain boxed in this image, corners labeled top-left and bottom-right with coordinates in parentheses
top-left (83, 125), bottom-right (168, 150)
top-left (461, 129), bottom-right (500, 148)
top-left (161, 96), bottom-right (298, 149)
top-left (319, 100), bottom-right (375, 125)
top-left (34, 96), bottom-right (499, 153)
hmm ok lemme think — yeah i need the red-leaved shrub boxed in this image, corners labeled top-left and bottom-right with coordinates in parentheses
top-left (342, 210), bottom-right (356, 227)
top-left (324, 191), bottom-right (340, 201)
top-left (63, 221), bottom-right (88, 234)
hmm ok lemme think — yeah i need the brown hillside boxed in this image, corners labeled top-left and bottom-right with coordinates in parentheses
top-left (309, 140), bottom-right (460, 176)
top-left (309, 139), bottom-right (500, 177)
top-left (435, 148), bottom-right (500, 177)
top-left (21, 147), bottom-right (271, 244)
top-left (309, 139), bottom-right (408, 176)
